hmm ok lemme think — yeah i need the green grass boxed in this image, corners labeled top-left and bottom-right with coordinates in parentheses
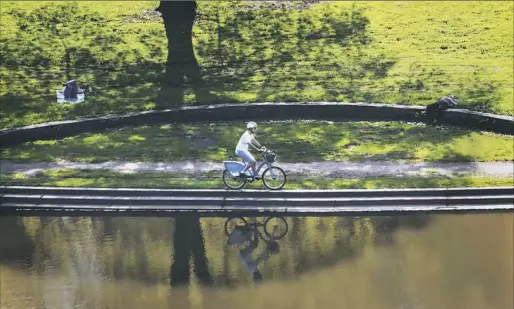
top-left (0, 1), bottom-right (512, 128)
top-left (2, 168), bottom-right (512, 189)
top-left (2, 121), bottom-right (513, 163)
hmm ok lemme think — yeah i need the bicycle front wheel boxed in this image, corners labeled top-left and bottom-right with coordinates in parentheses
top-left (263, 216), bottom-right (288, 240)
top-left (262, 166), bottom-right (287, 190)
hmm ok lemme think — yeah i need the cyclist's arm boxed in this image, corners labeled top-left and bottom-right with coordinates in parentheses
top-left (250, 137), bottom-right (262, 150)
top-left (249, 143), bottom-right (261, 151)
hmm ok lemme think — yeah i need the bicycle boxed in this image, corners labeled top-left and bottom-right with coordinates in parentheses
top-left (224, 216), bottom-right (289, 243)
top-left (222, 148), bottom-right (287, 190)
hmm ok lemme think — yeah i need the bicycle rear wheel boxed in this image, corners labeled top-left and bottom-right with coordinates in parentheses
top-left (224, 217), bottom-right (248, 236)
top-left (222, 169), bottom-right (246, 190)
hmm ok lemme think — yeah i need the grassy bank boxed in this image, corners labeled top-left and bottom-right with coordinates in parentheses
top-left (2, 121), bottom-right (513, 163)
top-left (2, 169), bottom-right (513, 189)
top-left (1, 1), bottom-right (512, 128)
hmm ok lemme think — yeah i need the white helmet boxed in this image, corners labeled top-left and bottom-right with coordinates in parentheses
top-left (247, 121), bottom-right (257, 129)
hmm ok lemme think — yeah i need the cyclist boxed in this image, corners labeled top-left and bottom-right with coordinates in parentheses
top-left (235, 121), bottom-right (266, 179)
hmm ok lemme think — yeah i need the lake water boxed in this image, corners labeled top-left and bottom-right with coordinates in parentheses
top-left (0, 213), bottom-right (512, 309)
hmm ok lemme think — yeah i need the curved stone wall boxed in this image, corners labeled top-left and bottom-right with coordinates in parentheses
top-left (1, 102), bottom-right (512, 147)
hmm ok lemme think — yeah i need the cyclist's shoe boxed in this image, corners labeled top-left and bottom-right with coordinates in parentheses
top-left (253, 175), bottom-right (262, 180)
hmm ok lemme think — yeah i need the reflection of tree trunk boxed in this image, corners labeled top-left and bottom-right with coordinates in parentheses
top-left (170, 215), bottom-right (213, 287)
top-left (399, 215), bottom-right (431, 230)
top-left (293, 217), bottom-right (309, 274)
top-left (156, 1), bottom-right (211, 108)
top-left (221, 241), bottom-right (230, 285)
top-left (0, 218), bottom-right (34, 265)
top-left (170, 220), bottom-right (190, 285)
top-left (190, 220), bottom-right (213, 285)
top-left (291, 217), bottom-right (301, 242)
top-left (101, 217), bottom-right (115, 238)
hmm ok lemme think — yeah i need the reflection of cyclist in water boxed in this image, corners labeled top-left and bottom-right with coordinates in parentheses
top-left (227, 224), bottom-right (280, 282)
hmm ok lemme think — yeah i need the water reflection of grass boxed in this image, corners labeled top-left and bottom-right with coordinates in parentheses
top-left (2, 121), bottom-right (513, 163)
top-left (2, 169), bottom-right (512, 189)
top-left (1, 214), bottom-right (511, 309)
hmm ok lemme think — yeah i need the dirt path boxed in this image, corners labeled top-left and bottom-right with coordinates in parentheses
top-left (1, 160), bottom-right (512, 178)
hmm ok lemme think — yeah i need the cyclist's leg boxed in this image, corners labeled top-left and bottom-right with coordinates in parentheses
top-left (248, 156), bottom-right (258, 177)
top-left (242, 151), bottom-right (257, 176)
top-left (235, 149), bottom-right (247, 169)
top-left (250, 161), bottom-right (257, 177)
top-left (236, 150), bottom-right (253, 175)
top-left (236, 150), bottom-right (255, 175)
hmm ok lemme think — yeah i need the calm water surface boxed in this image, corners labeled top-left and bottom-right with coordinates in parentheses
top-left (0, 213), bottom-right (512, 309)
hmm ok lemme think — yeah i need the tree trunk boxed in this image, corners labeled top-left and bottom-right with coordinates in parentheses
top-left (156, 1), bottom-right (211, 107)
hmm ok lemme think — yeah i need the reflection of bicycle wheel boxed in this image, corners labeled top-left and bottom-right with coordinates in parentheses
top-left (263, 216), bottom-right (288, 240)
top-left (224, 217), bottom-right (248, 236)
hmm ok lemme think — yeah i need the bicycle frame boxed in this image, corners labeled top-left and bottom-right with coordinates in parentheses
top-left (243, 223), bottom-right (267, 240)
top-left (253, 159), bottom-right (272, 176)
top-left (249, 222), bottom-right (280, 242)
top-left (224, 152), bottom-right (275, 177)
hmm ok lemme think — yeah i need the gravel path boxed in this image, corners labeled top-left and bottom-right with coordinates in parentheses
top-left (1, 160), bottom-right (512, 178)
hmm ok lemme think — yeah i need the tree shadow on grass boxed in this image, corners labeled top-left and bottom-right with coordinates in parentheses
top-left (243, 121), bottom-right (477, 163)
top-left (2, 120), bottom-right (492, 167)
top-left (0, 2), bottom-right (222, 128)
top-left (0, 3), bottom-right (167, 127)
top-left (1, 1), bottom-right (509, 130)
top-left (193, 2), bottom-right (398, 103)
top-left (460, 81), bottom-right (501, 113)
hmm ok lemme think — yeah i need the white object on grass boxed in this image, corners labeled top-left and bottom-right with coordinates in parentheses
top-left (56, 90), bottom-right (85, 104)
